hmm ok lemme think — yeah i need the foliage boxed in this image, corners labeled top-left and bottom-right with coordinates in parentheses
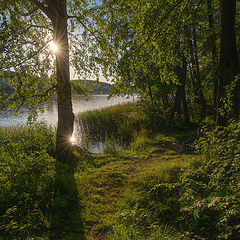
top-left (0, 122), bottom-right (56, 155)
top-left (108, 122), bottom-right (240, 240)
top-left (178, 121), bottom-right (240, 239)
top-left (80, 103), bottom-right (240, 239)
top-left (0, 123), bottom-right (86, 239)
top-left (0, 0), bottom-right (106, 160)
top-left (1, 106), bottom-right (239, 239)
top-left (0, 123), bottom-right (56, 239)
top-left (0, 0), bottom-right (101, 116)
top-left (92, 0), bottom-right (240, 124)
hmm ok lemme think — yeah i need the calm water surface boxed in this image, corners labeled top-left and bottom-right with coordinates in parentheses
top-left (0, 95), bottom-right (133, 152)
top-left (0, 95), bottom-right (132, 127)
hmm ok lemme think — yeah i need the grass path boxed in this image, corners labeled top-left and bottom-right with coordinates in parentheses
top-left (74, 151), bottom-right (194, 240)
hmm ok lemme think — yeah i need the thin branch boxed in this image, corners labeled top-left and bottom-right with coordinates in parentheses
top-left (28, 24), bottom-right (53, 31)
top-left (29, 0), bottom-right (53, 20)
top-left (3, 39), bottom-right (53, 69)
top-left (68, 15), bottom-right (110, 52)
top-left (21, 7), bottom-right (39, 16)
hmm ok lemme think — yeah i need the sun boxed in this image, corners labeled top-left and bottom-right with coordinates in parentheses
top-left (70, 135), bottom-right (76, 144)
top-left (49, 41), bottom-right (58, 53)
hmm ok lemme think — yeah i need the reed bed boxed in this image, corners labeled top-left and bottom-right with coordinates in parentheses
top-left (75, 102), bottom-right (143, 144)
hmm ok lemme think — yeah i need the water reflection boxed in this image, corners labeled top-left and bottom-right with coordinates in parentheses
top-left (0, 95), bottom-right (131, 126)
top-left (0, 95), bottom-right (133, 153)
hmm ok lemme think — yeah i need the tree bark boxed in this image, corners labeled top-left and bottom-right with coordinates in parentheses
top-left (192, 27), bottom-right (207, 122)
top-left (51, 0), bottom-right (74, 163)
top-left (30, 1), bottom-right (74, 163)
top-left (216, 0), bottom-right (239, 125)
top-left (169, 56), bottom-right (190, 124)
top-left (207, 0), bottom-right (218, 120)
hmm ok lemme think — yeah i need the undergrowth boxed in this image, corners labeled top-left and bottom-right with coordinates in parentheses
top-left (108, 121), bottom-right (240, 240)
top-left (1, 104), bottom-right (239, 240)
top-left (0, 123), bottom-right (85, 239)
top-left (0, 123), bottom-right (56, 239)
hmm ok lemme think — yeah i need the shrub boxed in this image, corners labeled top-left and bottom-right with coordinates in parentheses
top-left (0, 123), bottom-right (56, 239)
top-left (0, 150), bottom-right (55, 239)
top-left (178, 121), bottom-right (240, 239)
top-left (0, 122), bottom-right (55, 155)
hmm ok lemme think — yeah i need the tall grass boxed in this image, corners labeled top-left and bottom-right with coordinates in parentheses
top-left (112, 158), bottom-right (192, 239)
top-left (75, 102), bottom-right (143, 145)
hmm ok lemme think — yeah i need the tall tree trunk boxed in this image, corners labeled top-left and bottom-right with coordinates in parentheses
top-left (169, 56), bottom-right (190, 124)
top-left (52, 1), bottom-right (74, 163)
top-left (186, 25), bottom-right (206, 122)
top-left (216, 0), bottom-right (239, 125)
top-left (180, 56), bottom-right (190, 124)
top-left (146, 79), bottom-right (154, 105)
top-left (192, 27), bottom-right (207, 122)
top-left (30, 0), bottom-right (74, 163)
top-left (207, 0), bottom-right (218, 120)
top-left (169, 86), bottom-right (181, 121)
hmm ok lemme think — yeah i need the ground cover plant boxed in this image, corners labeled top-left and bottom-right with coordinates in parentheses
top-left (74, 104), bottom-right (240, 239)
top-left (1, 104), bottom-right (240, 239)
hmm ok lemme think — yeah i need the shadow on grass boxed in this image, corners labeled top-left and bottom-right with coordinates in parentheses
top-left (49, 161), bottom-right (86, 240)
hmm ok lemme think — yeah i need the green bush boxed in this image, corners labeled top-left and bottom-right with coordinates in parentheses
top-left (0, 122), bottom-right (56, 155)
top-left (178, 121), bottom-right (240, 239)
top-left (0, 123), bottom-right (56, 239)
top-left (0, 150), bottom-right (55, 239)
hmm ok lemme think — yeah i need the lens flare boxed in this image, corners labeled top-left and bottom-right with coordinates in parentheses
top-left (70, 136), bottom-right (76, 144)
top-left (49, 41), bottom-right (58, 53)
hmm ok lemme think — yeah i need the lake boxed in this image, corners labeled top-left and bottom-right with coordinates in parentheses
top-left (0, 95), bottom-right (134, 152)
top-left (0, 95), bottom-right (133, 127)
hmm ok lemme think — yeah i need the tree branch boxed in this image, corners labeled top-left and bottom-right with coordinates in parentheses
top-left (21, 7), bottom-right (39, 16)
top-left (29, 0), bottom-right (53, 20)
top-left (28, 24), bottom-right (52, 31)
top-left (35, 84), bottom-right (57, 98)
top-left (3, 39), bottom-right (53, 69)
top-left (68, 15), bottom-right (109, 52)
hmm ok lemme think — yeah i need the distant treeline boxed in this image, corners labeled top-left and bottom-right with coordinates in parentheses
top-left (0, 71), bottom-right (112, 95)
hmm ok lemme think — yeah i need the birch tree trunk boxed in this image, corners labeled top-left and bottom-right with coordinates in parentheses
top-left (51, 1), bottom-right (74, 163)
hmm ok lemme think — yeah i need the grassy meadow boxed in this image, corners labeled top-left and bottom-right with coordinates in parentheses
top-left (0, 103), bottom-right (239, 239)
